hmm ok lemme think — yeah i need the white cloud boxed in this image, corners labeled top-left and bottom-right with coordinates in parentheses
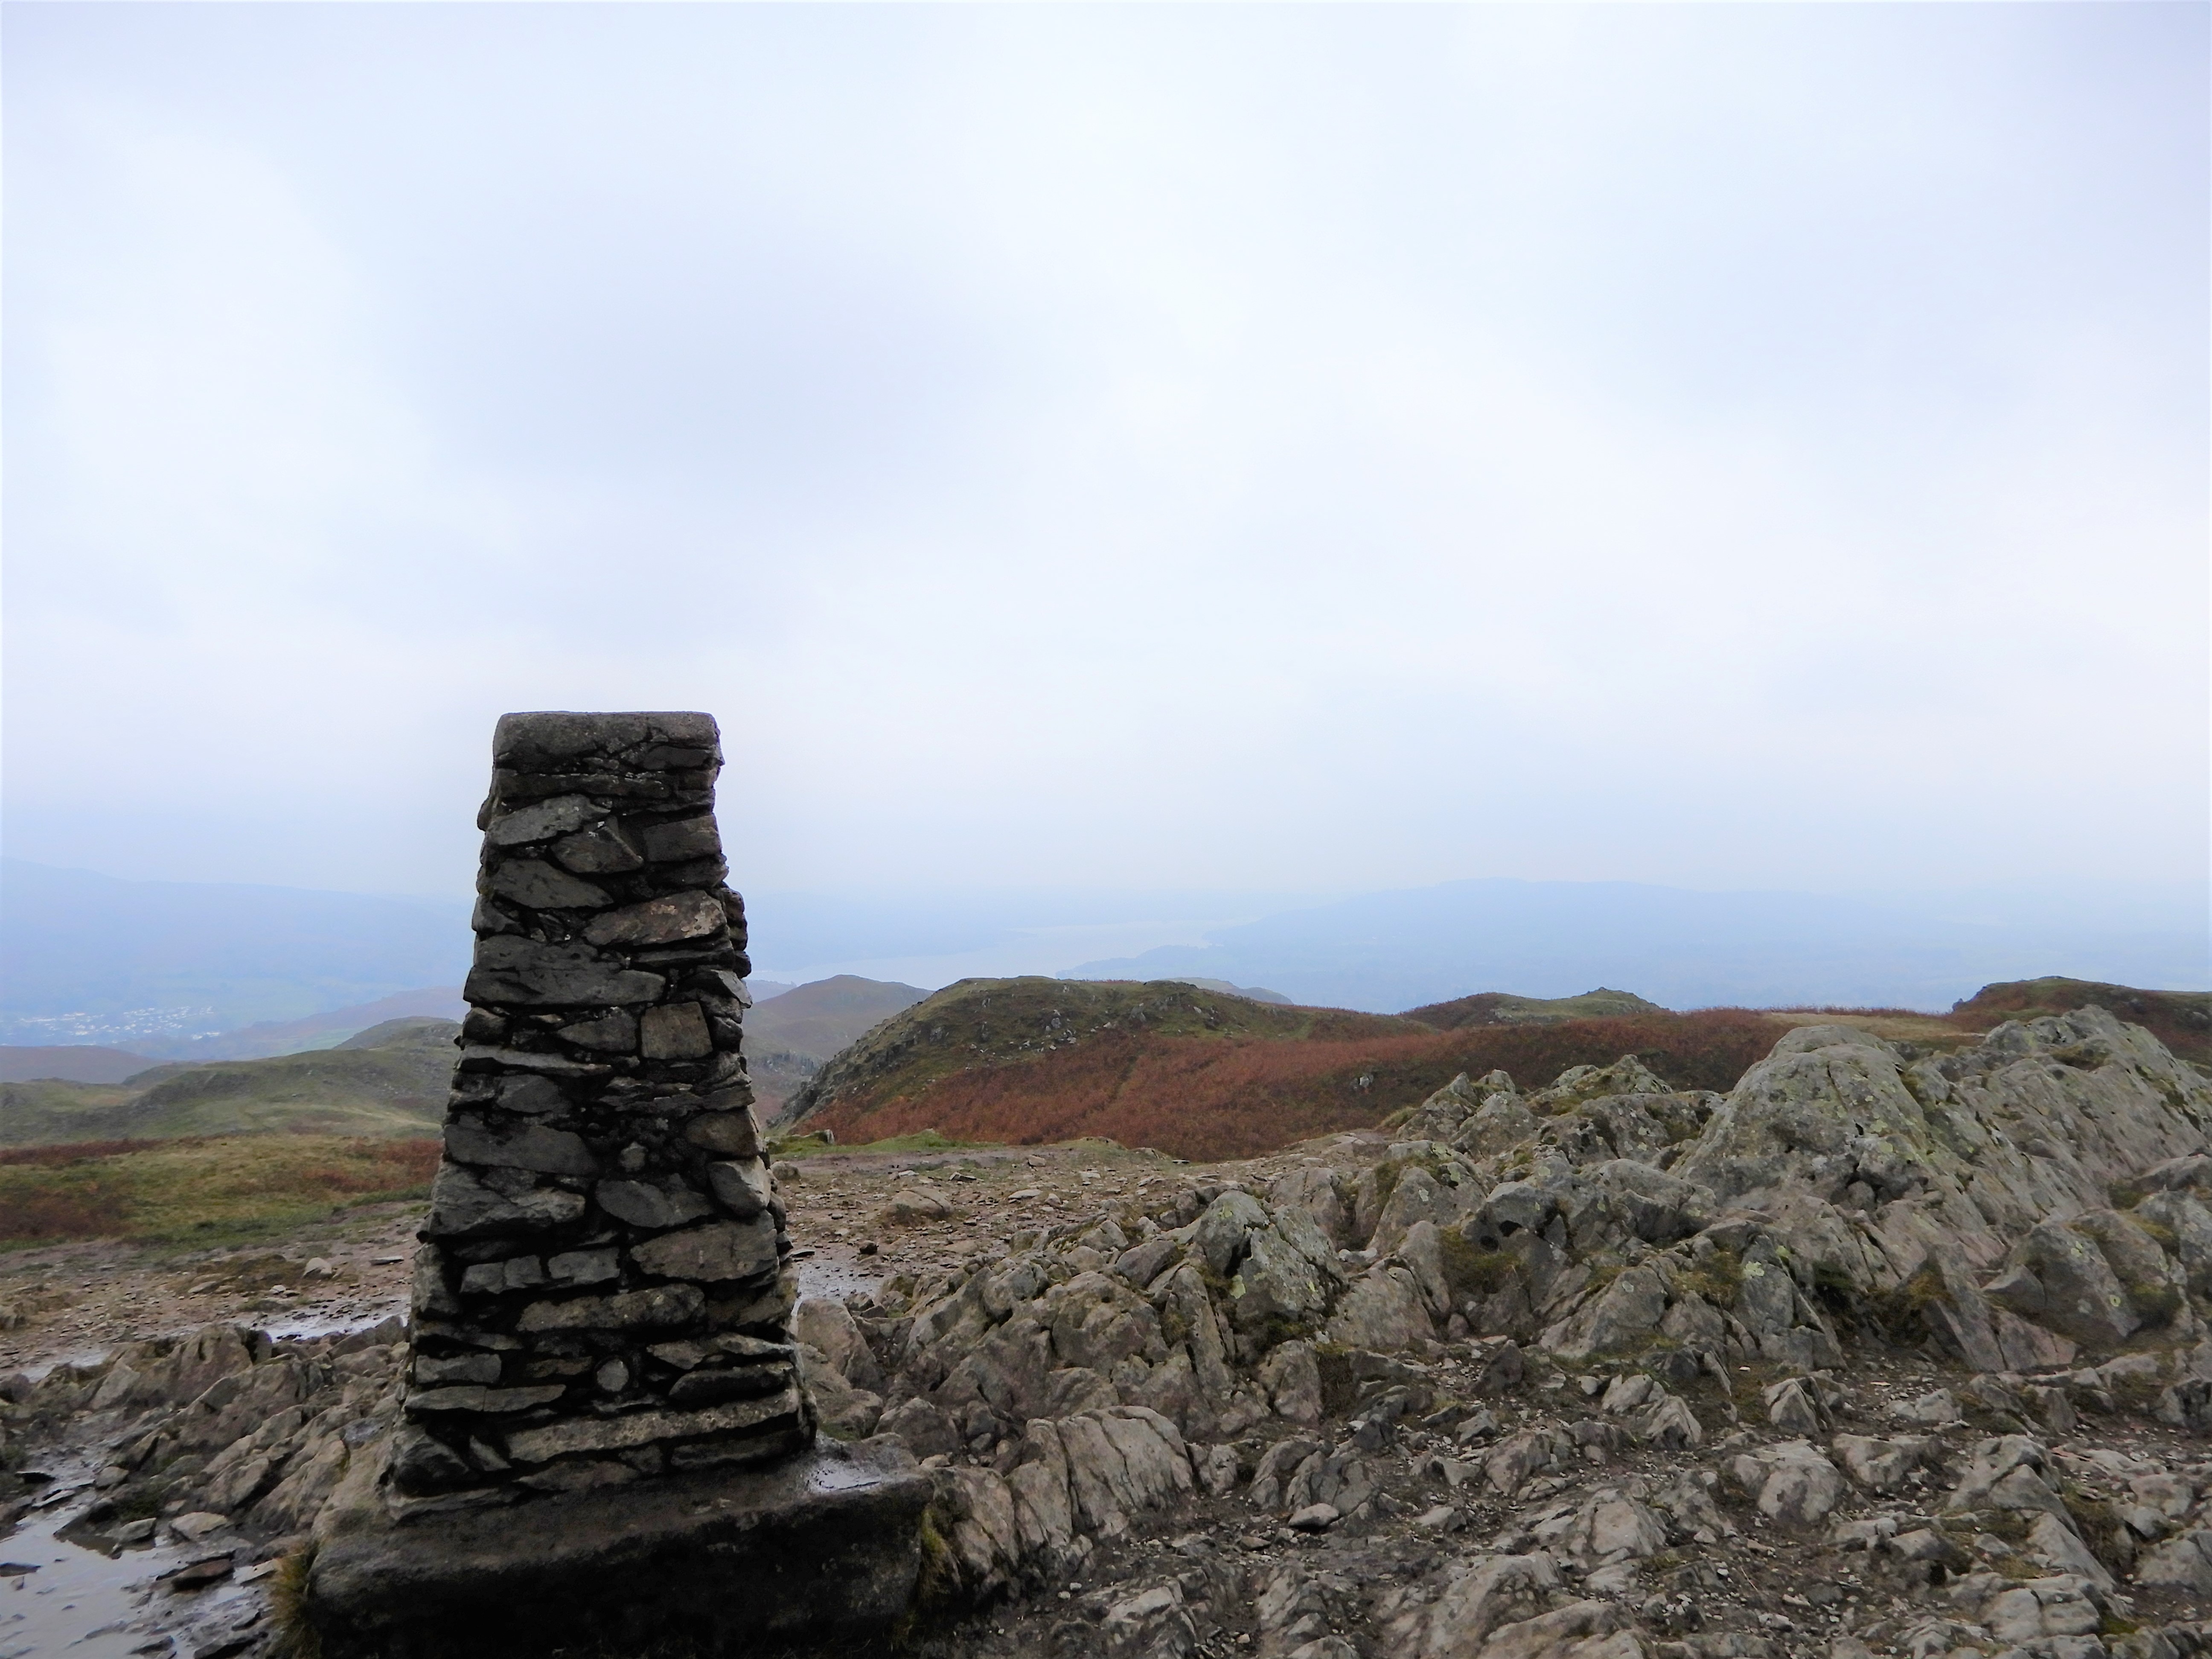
top-left (3, 4), bottom-right (2202, 902)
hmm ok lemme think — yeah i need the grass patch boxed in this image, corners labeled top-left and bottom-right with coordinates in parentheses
top-left (1676, 1246), bottom-right (1743, 1307)
top-left (0, 1135), bottom-right (437, 1246)
top-left (1439, 1232), bottom-right (1521, 1298)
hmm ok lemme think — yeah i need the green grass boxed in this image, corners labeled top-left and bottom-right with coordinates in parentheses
top-left (0, 1044), bottom-right (450, 1147)
top-left (0, 1135), bottom-right (439, 1247)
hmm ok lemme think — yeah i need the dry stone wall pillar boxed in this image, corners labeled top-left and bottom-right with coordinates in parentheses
top-left (390, 710), bottom-right (811, 1511)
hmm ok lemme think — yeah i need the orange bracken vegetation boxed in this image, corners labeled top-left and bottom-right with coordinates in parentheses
top-left (806, 1008), bottom-right (1784, 1163)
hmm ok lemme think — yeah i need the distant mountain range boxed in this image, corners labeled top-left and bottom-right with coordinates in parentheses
top-left (1068, 878), bottom-right (2209, 1012)
top-left (6, 859), bottom-right (2201, 1053)
top-left (0, 858), bottom-right (470, 1043)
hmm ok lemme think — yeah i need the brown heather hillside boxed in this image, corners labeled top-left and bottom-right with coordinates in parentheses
top-left (789, 976), bottom-right (1784, 1160)
top-left (1951, 975), bottom-right (2210, 1062)
top-left (1401, 986), bottom-right (1668, 1028)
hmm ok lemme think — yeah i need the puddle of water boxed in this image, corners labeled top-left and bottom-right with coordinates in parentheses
top-left (795, 1254), bottom-right (882, 1304)
top-left (803, 1454), bottom-right (888, 1495)
top-left (258, 1301), bottom-right (406, 1342)
top-left (0, 1495), bottom-right (255, 1659)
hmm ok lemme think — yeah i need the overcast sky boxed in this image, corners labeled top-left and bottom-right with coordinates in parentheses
top-left (5, 4), bottom-right (2205, 911)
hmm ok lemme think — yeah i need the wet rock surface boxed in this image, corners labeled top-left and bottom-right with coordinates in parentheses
top-left (6, 1004), bottom-right (2212, 1656)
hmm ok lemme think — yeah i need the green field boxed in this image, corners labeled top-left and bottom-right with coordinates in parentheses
top-left (0, 1017), bottom-right (455, 1147)
top-left (0, 1134), bottom-right (439, 1246)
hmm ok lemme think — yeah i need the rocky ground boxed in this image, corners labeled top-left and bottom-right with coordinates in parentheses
top-left (9, 1006), bottom-right (2212, 1659)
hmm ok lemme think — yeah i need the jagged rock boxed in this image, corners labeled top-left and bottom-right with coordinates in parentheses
top-left (1831, 1433), bottom-right (1937, 1493)
top-left (1997, 1218), bottom-right (2144, 1348)
top-left (1250, 1438), bottom-right (1324, 1512)
top-left (1370, 1161), bottom-right (1473, 1257)
top-left (880, 1396), bottom-right (960, 1457)
top-left (1100, 1581), bottom-right (1197, 1659)
top-left (1542, 1266), bottom-right (1667, 1360)
top-left (2136, 1533), bottom-right (2212, 1594)
top-left (797, 1342), bottom-right (883, 1438)
top-left (1763, 1378), bottom-right (1826, 1436)
top-left (929, 1466), bottom-right (1023, 1603)
top-left (794, 1298), bottom-right (885, 1392)
top-left (1944, 1435), bottom-right (2069, 1517)
top-left (2027, 1510), bottom-right (2115, 1590)
top-left (1729, 1440), bottom-right (1844, 1525)
top-left (1627, 1394), bottom-right (1703, 1449)
top-left (1552, 1488), bottom-right (1668, 1564)
top-left (1947, 1572), bottom-right (2106, 1643)
top-left (1010, 1408), bottom-right (1193, 1543)
top-left (1270, 1164), bottom-right (1356, 1246)
top-left (1410, 1553), bottom-right (1564, 1658)
top-left (1259, 1341), bottom-right (1324, 1425)
top-left (1325, 1265), bottom-right (1434, 1353)
top-left (1485, 1427), bottom-right (1563, 1496)
top-left (1466, 1600), bottom-right (1637, 1659)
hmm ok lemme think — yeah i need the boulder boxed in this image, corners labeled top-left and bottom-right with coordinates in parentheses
top-left (1414, 1554), bottom-right (1564, 1659)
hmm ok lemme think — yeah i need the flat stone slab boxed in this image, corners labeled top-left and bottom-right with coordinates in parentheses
top-left (307, 1439), bottom-right (930, 1659)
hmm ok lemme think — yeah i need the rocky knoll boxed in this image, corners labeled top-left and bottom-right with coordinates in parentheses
top-left (9, 1002), bottom-right (2212, 1659)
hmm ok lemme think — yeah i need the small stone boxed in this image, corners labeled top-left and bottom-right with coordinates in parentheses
top-left (640, 816), bottom-right (722, 863)
top-left (488, 859), bottom-right (611, 911)
top-left (596, 1179), bottom-right (713, 1231)
top-left (406, 1384), bottom-right (567, 1414)
top-left (583, 892), bottom-right (727, 949)
top-left (414, 1352), bottom-right (501, 1387)
top-left (445, 1121), bottom-right (598, 1177)
top-left (551, 822), bottom-right (645, 874)
top-left (163, 1555), bottom-right (234, 1592)
top-left (560, 1011), bottom-right (639, 1054)
top-left (707, 1160), bottom-right (773, 1219)
top-left (685, 1107), bottom-right (765, 1157)
top-left (632, 1219), bottom-right (779, 1284)
top-left (547, 1248), bottom-right (620, 1286)
top-left (461, 1257), bottom-right (548, 1294)
top-left (516, 1284), bottom-right (707, 1332)
top-left (495, 1075), bottom-right (567, 1115)
top-left (669, 1363), bottom-right (792, 1406)
top-left (596, 1359), bottom-right (630, 1393)
top-left (169, 1513), bottom-right (230, 1542)
top-left (640, 1002), bottom-right (715, 1061)
top-left (1288, 1503), bottom-right (1340, 1532)
top-left (501, 1387), bottom-right (803, 1465)
top-left (486, 794), bottom-right (597, 847)
top-left (464, 935), bottom-right (664, 1008)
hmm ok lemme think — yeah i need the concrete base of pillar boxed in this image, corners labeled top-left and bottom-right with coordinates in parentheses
top-left (304, 1436), bottom-right (931, 1658)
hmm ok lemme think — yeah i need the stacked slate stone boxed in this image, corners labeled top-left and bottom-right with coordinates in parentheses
top-left (389, 711), bottom-right (812, 1512)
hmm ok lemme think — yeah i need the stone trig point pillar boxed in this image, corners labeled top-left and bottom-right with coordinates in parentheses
top-left (396, 710), bottom-right (806, 1498)
top-left (306, 713), bottom-right (928, 1659)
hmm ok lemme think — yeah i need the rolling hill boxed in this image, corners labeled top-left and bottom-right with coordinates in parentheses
top-left (1950, 976), bottom-right (2209, 1062)
top-left (784, 973), bottom-right (2208, 1161)
top-left (784, 976), bottom-right (1784, 1160)
top-left (0, 1018), bottom-right (459, 1146)
top-left (1402, 987), bottom-right (1668, 1028)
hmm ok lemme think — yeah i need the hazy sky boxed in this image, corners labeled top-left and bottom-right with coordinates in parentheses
top-left (6, 4), bottom-right (2205, 906)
